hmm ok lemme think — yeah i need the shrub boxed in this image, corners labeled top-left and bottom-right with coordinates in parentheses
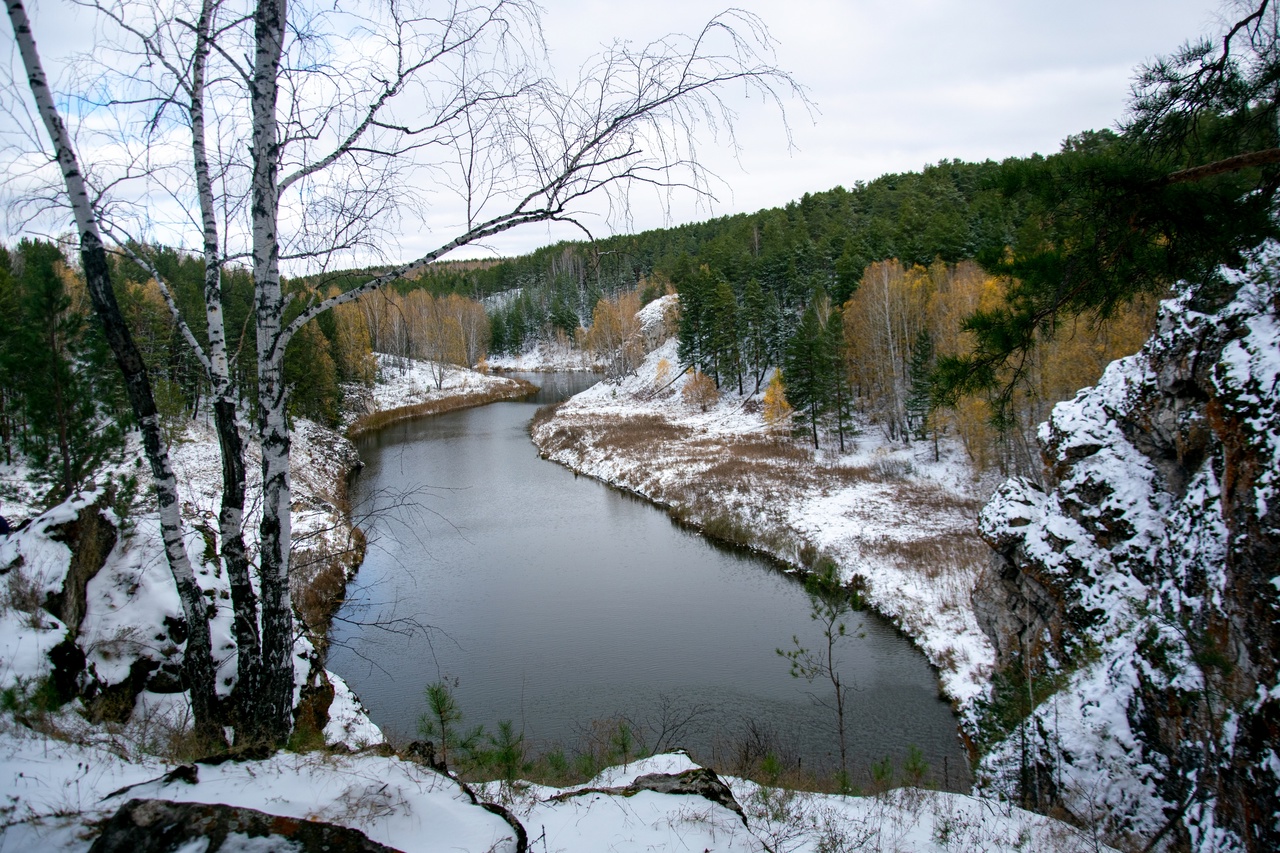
top-left (682, 370), bottom-right (719, 412)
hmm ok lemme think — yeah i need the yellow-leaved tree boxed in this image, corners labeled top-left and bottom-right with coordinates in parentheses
top-left (683, 370), bottom-right (719, 412)
top-left (654, 357), bottom-right (671, 388)
top-left (762, 369), bottom-right (792, 432)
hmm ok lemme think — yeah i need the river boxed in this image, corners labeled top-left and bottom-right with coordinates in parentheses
top-left (328, 372), bottom-right (970, 788)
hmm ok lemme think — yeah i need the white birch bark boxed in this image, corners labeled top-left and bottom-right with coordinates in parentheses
top-left (29, 0), bottom-right (801, 747)
top-left (249, 0), bottom-right (295, 744)
top-left (189, 0), bottom-right (261, 732)
top-left (5, 0), bottom-right (225, 743)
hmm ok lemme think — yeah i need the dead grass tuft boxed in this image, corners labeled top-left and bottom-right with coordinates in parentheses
top-left (3, 567), bottom-right (48, 629)
top-left (591, 414), bottom-right (694, 451)
top-left (867, 531), bottom-right (988, 576)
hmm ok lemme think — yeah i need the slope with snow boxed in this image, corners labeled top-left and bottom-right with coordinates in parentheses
top-left (0, 722), bottom-right (1113, 852)
top-left (0, 357), bottom-right (531, 754)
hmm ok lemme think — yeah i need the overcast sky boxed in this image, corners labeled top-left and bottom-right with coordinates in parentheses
top-left (473, 0), bottom-right (1221, 257)
top-left (10, 0), bottom-right (1227, 262)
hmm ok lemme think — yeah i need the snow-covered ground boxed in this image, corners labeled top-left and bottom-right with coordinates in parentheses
top-left (0, 356), bottom-right (532, 748)
top-left (344, 353), bottom-right (537, 432)
top-left (367, 353), bottom-right (534, 412)
top-left (530, 302), bottom-right (998, 710)
top-left (0, 725), bottom-right (1111, 852)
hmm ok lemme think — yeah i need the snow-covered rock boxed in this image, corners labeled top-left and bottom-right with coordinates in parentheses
top-left (974, 246), bottom-right (1280, 851)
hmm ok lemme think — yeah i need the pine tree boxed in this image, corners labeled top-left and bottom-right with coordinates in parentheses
top-left (0, 248), bottom-right (18, 466)
top-left (784, 288), bottom-right (837, 448)
top-left (549, 294), bottom-right (579, 337)
top-left (741, 277), bottom-right (778, 393)
top-left (824, 304), bottom-right (852, 452)
top-left (905, 328), bottom-right (935, 442)
top-left (11, 240), bottom-right (125, 502)
top-left (676, 262), bottom-right (715, 375)
top-left (710, 279), bottom-right (741, 392)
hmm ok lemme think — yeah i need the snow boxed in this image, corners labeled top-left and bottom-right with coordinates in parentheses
top-left (362, 353), bottom-right (534, 416)
top-left (971, 249), bottom-right (1280, 847)
top-left (0, 727), bottom-right (1113, 852)
top-left (530, 335), bottom-right (997, 709)
top-left (0, 610), bottom-right (64, 690)
top-left (0, 355), bottom-right (534, 753)
top-left (487, 338), bottom-right (598, 372)
top-left (323, 668), bottom-right (384, 749)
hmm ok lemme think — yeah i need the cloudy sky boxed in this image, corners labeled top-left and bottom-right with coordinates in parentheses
top-left (481, 0), bottom-right (1220, 257)
top-left (8, 0), bottom-right (1227, 262)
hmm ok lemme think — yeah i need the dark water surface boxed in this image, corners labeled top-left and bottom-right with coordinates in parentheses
top-left (328, 372), bottom-right (970, 787)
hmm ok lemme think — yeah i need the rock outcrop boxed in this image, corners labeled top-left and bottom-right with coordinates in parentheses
top-left (973, 248), bottom-right (1280, 851)
top-left (89, 798), bottom-right (398, 852)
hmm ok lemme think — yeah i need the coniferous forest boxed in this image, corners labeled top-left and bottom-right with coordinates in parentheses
top-left (5, 126), bottom-right (1254, 497)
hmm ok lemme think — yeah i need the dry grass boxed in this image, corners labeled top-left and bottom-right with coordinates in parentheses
top-left (3, 567), bottom-right (47, 629)
top-left (866, 532), bottom-right (988, 578)
top-left (534, 411), bottom-right (695, 463)
top-left (346, 379), bottom-right (537, 438)
top-left (886, 483), bottom-right (983, 517)
top-left (586, 413), bottom-right (694, 451)
top-left (864, 531), bottom-right (987, 617)
top-left (293, 526), bottom-right (367, 648)
top-left (529, 401), bottom-right (562, 432)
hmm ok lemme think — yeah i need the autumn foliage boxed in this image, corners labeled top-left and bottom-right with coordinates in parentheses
top-left (762, 369), bottom-right (793, 432)
top-left (682, 370), bottom-right (719, 412)
top-left (842, 259), bottom-right (1156, 475)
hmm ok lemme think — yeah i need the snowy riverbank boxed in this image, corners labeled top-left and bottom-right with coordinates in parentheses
top-left (0, 726), bottom-right (1111, 852)
top-left (0, 356), bottom-right (536, 758)
top-left (529, 302), bottom-right (999, 713)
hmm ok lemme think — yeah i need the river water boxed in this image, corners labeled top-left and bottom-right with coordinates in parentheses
top-left (328, 372), bottom-right (970, 788)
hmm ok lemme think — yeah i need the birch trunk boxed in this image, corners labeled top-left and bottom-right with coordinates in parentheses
top-left (6, 0), bottom-right (225, 744)
top-left (249, 0), bottom-right (295, 745)
top-left (189, 0), bottom-right (261, 734)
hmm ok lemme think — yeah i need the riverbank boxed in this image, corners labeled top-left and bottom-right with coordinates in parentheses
top-left (345, 354), bottom-right (538, 437)
top-left (0, 355), bottom-right (536, 755)
top-left (529, 337), bottom-right (998, 716)
top-left (0, 356), bottom-right (1112, 852)
top-left (0, 728), bottom-right (1108, 852)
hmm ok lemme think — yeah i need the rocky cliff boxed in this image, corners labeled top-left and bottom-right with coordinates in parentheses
top-left (973, 248), bottom-right (1280, 851)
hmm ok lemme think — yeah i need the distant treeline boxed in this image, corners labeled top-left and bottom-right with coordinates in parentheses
top-left (393, 157), bottom-right (1021, 356)
top-left (7, 125), bottom-right (1241, 497)
top-left (380, 146), bottom-right (1157, 476)
top-left (0, 240), bottom-right (494, 506)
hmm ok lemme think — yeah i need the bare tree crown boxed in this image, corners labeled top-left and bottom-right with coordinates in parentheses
top-left (8, 0), bottom-right (803, 298)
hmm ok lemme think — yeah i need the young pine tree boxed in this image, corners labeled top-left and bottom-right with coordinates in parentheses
top-left (905, 328), bottom-right (936, 444)
top-left (710, 279), bottom-right (742, 392)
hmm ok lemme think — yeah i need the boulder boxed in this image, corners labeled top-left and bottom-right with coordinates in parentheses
top-left (88, 798), bottom-right (399, 853)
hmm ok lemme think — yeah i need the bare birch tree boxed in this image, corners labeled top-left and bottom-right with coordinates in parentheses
top-left (4, 0), bottom-right (226, 745)
top-left (6, 0), bottom-right (803, 745)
